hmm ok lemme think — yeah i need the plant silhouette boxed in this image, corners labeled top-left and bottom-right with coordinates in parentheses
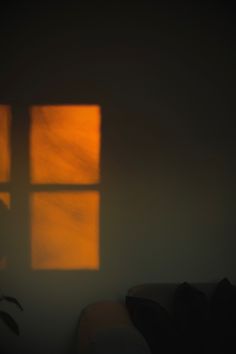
top-left (0, 200), bottom-right (23, 335)
top-left (0, 294), bottom-right (23, 335)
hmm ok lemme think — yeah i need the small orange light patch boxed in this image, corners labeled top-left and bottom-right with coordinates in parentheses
top-left (0, 192), bottom-right (10, 209)
top-left (0, 192), bottom-right (10, 269)
top-left (0, 105), bottom-right (10, 183)
top-left (30, 106), bottom-right (101, 184)
top-left (31, 191), bottom-right (99, 270)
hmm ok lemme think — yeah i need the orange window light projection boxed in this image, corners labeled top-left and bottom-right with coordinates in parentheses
top-left (0, 193), bottom-right (10, 269)
top-left (30, 106), bottom-right (101, 184)
top-left (0, 105), bottom-right (10, 182)
top-left (30, 105), bottom-right (101, 270)
top-left (31, 192), bottom-right (100, 270)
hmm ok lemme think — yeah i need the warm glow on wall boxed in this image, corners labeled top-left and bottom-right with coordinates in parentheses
top-left (31, 192), bottom-right (99, 270)
top-left (0, 105), bottom-right (10, 183)
top-left (0, 104), bottom-right (101, 271)
top-left (30, 106), bottom-right (101, 184)
top-left (30, 105), bottom-right (101, 270)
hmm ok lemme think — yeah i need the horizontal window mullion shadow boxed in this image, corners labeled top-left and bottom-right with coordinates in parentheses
top-left (29, 184), bottom-right (99, 192)
top-left (0, 183), bottom-right (10, 191)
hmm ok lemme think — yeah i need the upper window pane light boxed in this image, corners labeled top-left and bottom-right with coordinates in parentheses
top-left (0, 105), bottom-right (10, 183)
top-left (30, 106), bottom-right (101, 184)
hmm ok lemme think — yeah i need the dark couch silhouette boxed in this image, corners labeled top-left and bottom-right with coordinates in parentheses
top-left (77, 278), bottom-right (236, 354)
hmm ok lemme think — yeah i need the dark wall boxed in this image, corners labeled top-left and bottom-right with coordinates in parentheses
top-left (0, 2), bottom-right (236, 354)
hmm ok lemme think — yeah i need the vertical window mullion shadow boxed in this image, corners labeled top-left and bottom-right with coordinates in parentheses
top-left (10, 104), bottom-right (31, 271)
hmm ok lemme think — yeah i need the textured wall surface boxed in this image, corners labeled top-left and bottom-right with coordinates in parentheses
top-left (0, 2), bottom-right (235, 354)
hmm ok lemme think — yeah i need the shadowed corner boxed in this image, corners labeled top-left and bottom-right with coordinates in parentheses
top-left (68, 316), bottom-right (81, 354)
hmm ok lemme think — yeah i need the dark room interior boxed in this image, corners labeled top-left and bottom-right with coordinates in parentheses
top-left (0, 1), bottom-right (236, 353)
